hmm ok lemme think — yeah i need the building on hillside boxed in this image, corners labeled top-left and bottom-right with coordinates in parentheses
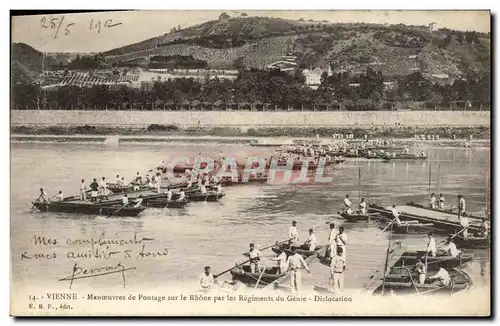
top-left (302, 65), bottom-right (333, 89)
top-left (267, 60), bottom-right (297, 72)
top-left (429, 22), bottom-right (437, 32)
top-left (302, 68), bottom-right (323, 90)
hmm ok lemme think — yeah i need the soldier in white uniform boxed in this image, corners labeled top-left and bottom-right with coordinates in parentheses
top-left (270, 248), bottom-right (287, 275)
top-left (330, 246), bottom-right (346, 292)
top-left (80, 179), bottom-right (87, 201)
top-left (245, 243), bottom-right (261, 273)
top-left (429, 193), bottom-right (437, 209)
top-left (304, 228), bottom-right (317, 251)
top-left (284, 247), bottom-right (310, 293)
top-left (358, 198), bottom-right (367, 215)
top-left (166, 187), bottom-right (173, 201)
top-left (426, 232), bottom-right (437, 257)
top-left (343, 195), bottom-right (352, 213)
top-left (288, 221), bottom-right (298, 245)
top-left (326, 223), bottom-right (337, 259)
top-left (200, 266), bottom-right (214, 292)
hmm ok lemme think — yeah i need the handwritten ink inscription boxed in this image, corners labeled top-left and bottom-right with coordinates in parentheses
top-left (20, 233), bottom-right (168, 289)
top-left (40, 15), bottom-right (122, 39)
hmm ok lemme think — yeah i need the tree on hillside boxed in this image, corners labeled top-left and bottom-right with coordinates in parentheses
top-left (219, 12), bottom-right (230, 20)
top-left (241, 13), bottom-right (248, 17)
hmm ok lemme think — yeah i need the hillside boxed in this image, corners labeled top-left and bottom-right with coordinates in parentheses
top-left (102, 16), bottom-right (490, 79)
top-left (12, 16), bottom-right (490, 84)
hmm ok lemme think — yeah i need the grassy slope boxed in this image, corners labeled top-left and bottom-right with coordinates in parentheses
top-left (101, 17), bottom-right (490, 77)
top-left (13, 17), bottom-right (490, 81)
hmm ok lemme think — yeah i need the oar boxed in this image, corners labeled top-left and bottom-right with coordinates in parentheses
top-left (254, 267), bottom-right (267, 289)
top-left (105, 204), bottom-right (127, 218)
top-left (213, 259), bottom-right (252, 279)
top-left (379, 221), bottom-right (394, 234)
top-left (31, 193), bottom-right (57, 212)
top-left (30, 195), bottom-right (42, 212)
top-left (406, 267), bottom-right (421, 296)
top-left (437, 228), bottom-right (466, 249)
top-left (241, 239), bottom-right (291, 255)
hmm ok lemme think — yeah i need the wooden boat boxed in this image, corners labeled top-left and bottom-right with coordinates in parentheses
top-left (382, 222), bottom-right (437, 234)
top-left (31, 201), bottom-right (145, 217)
top-left (271, 244), bottom-right (324, 258)
top-left (382, 155), bottom-right (427, 161)
top-left (452, 235), bottom-right (490, 249)
top-left (368, 204), bottom-right (481, 234)
top-left (139, 199), bottom-right (189, 209)
top-left (367, 145), bottom-right (405, 151)
top-left (341, 212), bottom-right (380, 222)
top-left (106, 183), bottom-right (152, 194)
top-left (230, 265), bottom-right (285, 287)
top-left (262, 159), bottom-right (336, 171)
top-left (394, 251), bottom-right (473, 270)
top-left (184, 191), bottom-right (226, 202)
top-left (220, 176), bottom-right (269, 186)
top-left (373, 268), bottom-right (471, 295)
top-left (406, 202), bottom-right (488, 221)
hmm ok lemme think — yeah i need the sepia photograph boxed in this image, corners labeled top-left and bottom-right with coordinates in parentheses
top-left (9, 9), bottom-right (491, 317)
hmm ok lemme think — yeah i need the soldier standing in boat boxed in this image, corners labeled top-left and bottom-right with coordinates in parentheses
top-left (270, 248), bottom-right (287, 275)
top-left (37, 188), bottom-right (49, 203)
top-left (80, 179), bottom-right (87, 201)
top-left (429, 193), bottom-right (437, 209)
top-left (166, 187), bottom-right (173, 201)
top-left (358, 198), bottom-right (367, 215)
top-left (457, 195), bottom-right (469, 238)
top-left (326, 223), bottom-right (337, 259)
top-left (99, 177), bottom-right (108, 200)
top-left (288, 221), bottom-right (299, 246)
top-left (457, 195), bottom-right (466, 218)
top-left (116, 174), bottom-right (121, 185)
top-left (244, 243), bottom-right (261, 273)
top-left (426, 232), bottom-right (437, 257)
top-left (329, 246), bottom-right (346, 293)
top-left (284, 247), bottom-right (310, 293)
top-left (343, 195), bottom-right (352, 214)
top-left (438, 194), bottom-right (445, 210)
top-left (415, 256), bottom-right (427, 285)
top-left (200, 266), bottom-right (214, 292)
top-left (89, 178), bottom-right (99, 202)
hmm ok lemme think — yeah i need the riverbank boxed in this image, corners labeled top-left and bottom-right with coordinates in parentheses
top-left (11, 124), bottom-right (491, 139)
top-left (10, 130), bottom-right (490, 148)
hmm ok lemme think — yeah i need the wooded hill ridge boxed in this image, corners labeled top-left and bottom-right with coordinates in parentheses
top-left (12, 15), bottom-right (490, 82)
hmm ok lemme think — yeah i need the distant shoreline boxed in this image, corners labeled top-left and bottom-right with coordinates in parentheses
top-left (10, 125), bottom-right (490, 148)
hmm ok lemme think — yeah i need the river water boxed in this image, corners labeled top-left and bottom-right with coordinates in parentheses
top-left (10, 142), bottom-right (491, 295)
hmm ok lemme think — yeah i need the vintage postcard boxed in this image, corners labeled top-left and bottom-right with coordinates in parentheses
top-left (10, 10), bottom-right (491, 316)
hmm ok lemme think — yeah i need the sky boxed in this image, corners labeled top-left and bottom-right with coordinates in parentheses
top-left (11, 10), bottom-right (491, 53)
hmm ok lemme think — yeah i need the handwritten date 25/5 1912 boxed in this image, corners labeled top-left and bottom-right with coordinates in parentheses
top-left (40, 15), bottom-right (123, 39)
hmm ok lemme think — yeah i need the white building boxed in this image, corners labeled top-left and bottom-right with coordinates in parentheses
top-left (302, 68), bottom-right (323, 89)
top-left (302, 65), bottom-right (332, 89)
top-left (429, 22), bottom-right (437, 32)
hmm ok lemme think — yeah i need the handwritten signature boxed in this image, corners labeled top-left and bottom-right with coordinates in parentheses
top-left (59, 262), bottom-right (136, 289)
